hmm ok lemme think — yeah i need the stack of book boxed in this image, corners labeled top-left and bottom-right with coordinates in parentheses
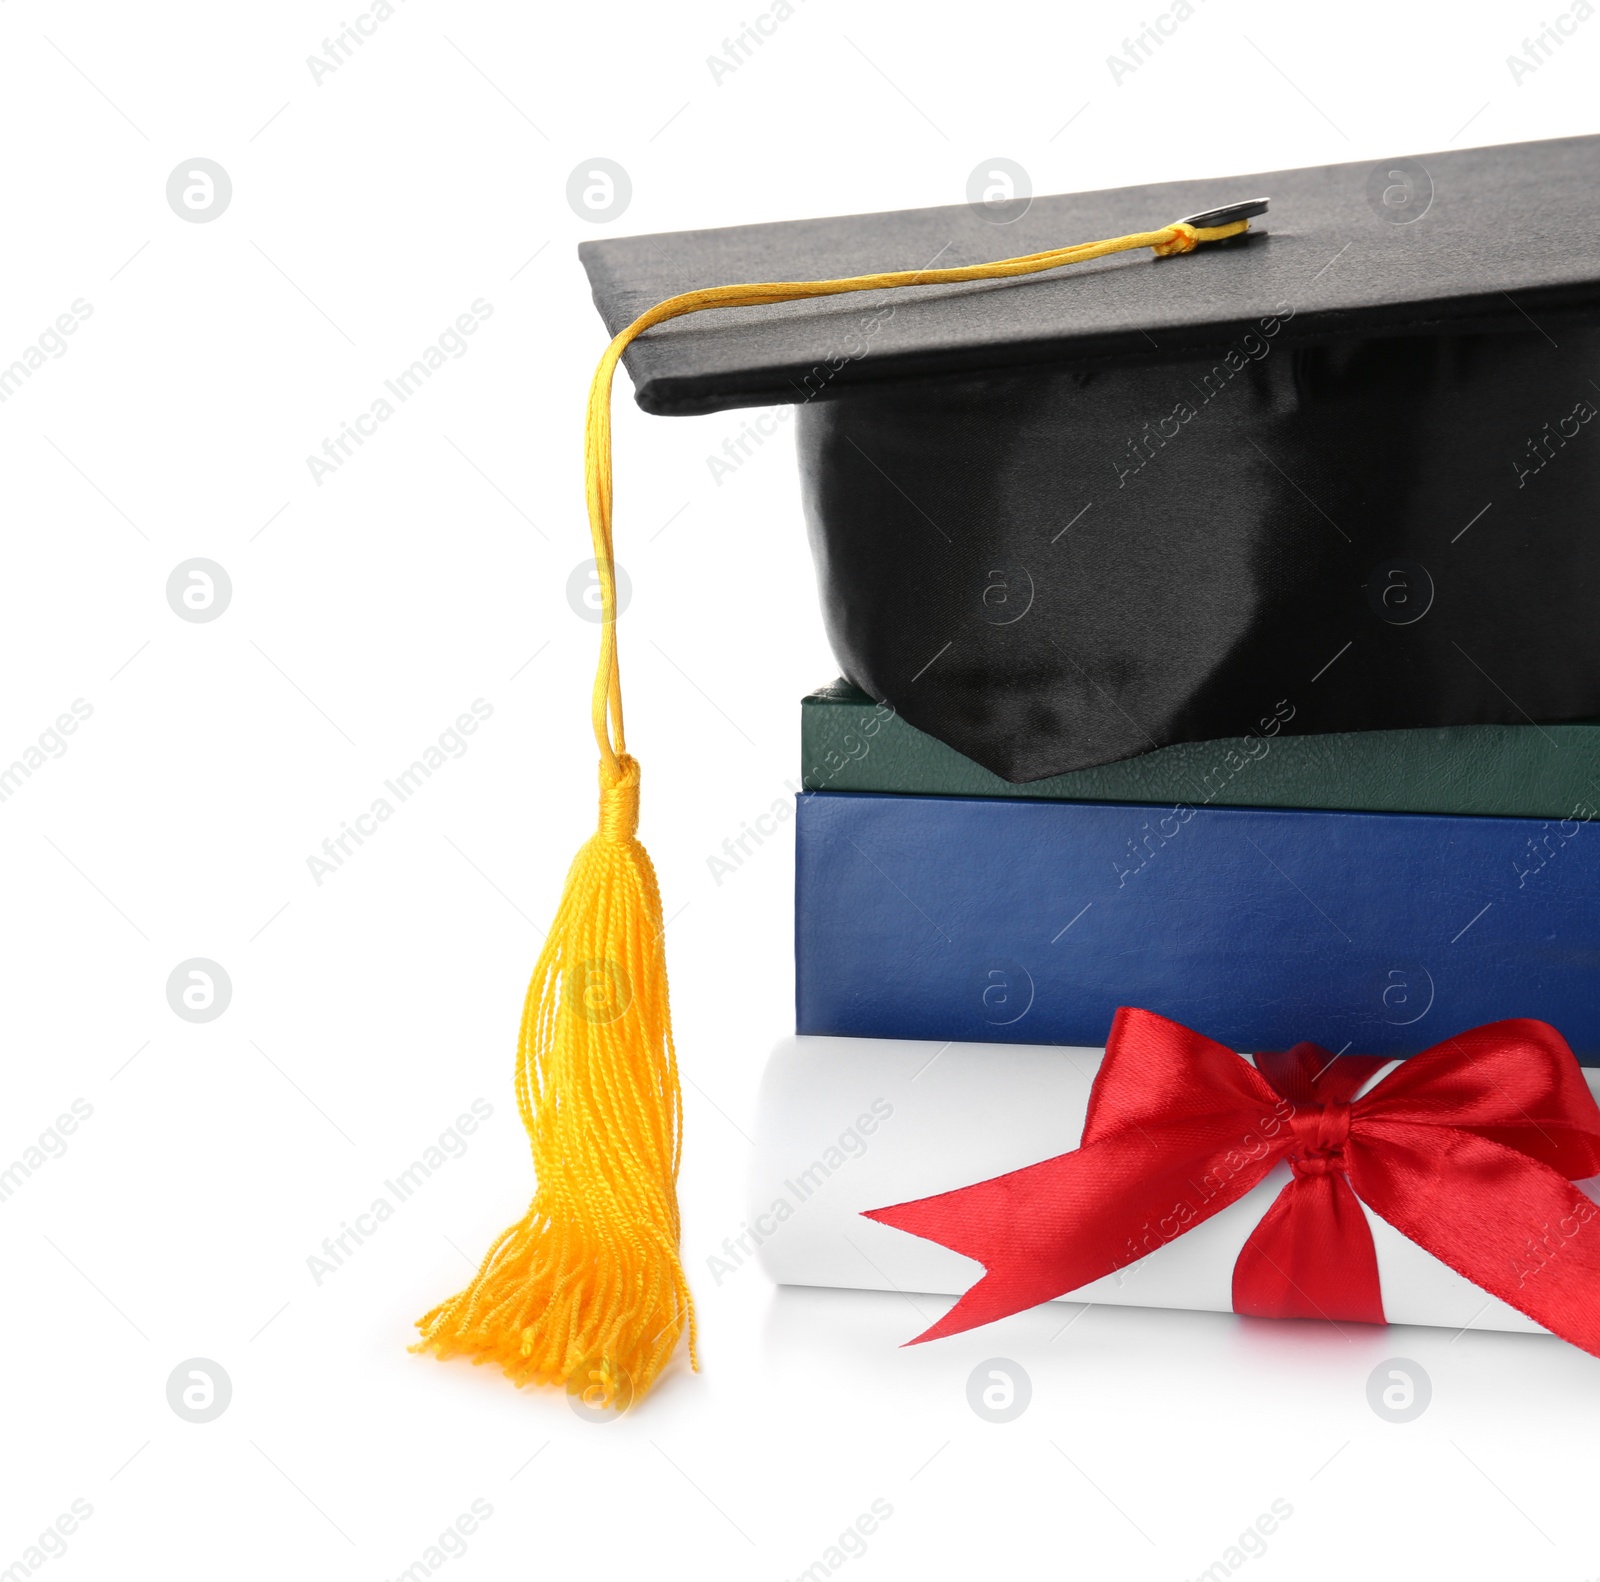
top-left (794, 680), bottom-right (1600, 1058)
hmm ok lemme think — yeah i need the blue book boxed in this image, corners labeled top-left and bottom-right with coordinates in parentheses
top-left (794, 792), bottom-right (1600, 1061)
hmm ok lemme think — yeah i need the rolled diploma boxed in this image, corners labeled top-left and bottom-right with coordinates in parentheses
top-left (750, 1035), bottom-right (1600, 1336)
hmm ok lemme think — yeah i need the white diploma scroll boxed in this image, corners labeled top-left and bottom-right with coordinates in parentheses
top-left (750, 1036), bottom-right (1600, 1336)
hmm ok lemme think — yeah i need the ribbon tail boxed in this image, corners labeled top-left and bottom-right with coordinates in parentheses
top-left (865, 1123), bottom-right (1280, 1345)
top-left (1350, 1121), bottom-right (1600, 1355)
top-left (1233, 1173), bottom-right (1385, 1326)
top-left (863, 1164), bottom-right (1102, 1344)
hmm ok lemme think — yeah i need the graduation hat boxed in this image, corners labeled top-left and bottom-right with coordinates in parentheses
top-left (413, 134), bottom-right (1600, 1403)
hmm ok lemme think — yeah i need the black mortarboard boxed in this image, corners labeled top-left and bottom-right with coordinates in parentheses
top-left (581, 134), bottom-right (1600, 781)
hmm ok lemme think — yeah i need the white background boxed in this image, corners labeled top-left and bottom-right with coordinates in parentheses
top-left (2, 2), bottom-right (1597, 1578)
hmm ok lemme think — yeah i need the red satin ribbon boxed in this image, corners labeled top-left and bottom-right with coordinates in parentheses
top-left (865, 1008), bottom-right (1600, 1351)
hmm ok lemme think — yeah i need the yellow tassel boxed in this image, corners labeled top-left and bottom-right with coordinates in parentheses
top-left (414, 210), bottom-right (1249, 1406)
top-left (413, 753), bottom-right (696, 1400)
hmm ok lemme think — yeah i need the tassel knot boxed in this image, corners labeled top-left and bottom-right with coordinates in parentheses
top-left (598, 754), bottom-right (642, 842)
top-left (1151, 221), bottom-right (1200, 257)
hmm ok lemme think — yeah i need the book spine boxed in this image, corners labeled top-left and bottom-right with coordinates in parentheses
top-left (800, 687), bottom-right (1600, 820)
top-left (794, 791), bottom-right (1600, 1060)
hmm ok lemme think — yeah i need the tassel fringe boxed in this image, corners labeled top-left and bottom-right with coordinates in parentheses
top-left (413, 755), bottom-right (697, 1403)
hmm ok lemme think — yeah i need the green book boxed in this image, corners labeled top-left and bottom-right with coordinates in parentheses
top-left (801, 681), bottom-right (1600, 819)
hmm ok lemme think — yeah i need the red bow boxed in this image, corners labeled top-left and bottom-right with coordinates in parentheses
top-left (865, 1009), bottom-right (1600, 1351)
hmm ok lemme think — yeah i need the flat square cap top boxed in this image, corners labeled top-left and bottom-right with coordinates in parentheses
top-left (578, 135), bottom-right (1600, 415)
